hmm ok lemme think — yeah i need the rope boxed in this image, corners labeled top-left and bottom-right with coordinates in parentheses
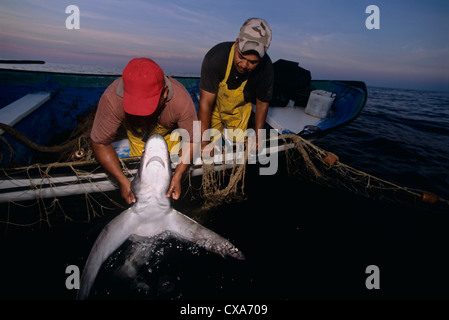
top-left (0, 122), bottom-right (86, 153)
top-left (1, 131), bottom-right (447, 230)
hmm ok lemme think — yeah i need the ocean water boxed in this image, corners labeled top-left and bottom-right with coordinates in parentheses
top-left (0, 62), bottom-right (200, 78)
top-left (315, 86), bottom-right (449, 201)
top-left (0, 63), bottom-right (448, 303)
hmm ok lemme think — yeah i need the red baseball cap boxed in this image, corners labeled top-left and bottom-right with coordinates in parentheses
top-left (122, 58), bottom-right (165, 116)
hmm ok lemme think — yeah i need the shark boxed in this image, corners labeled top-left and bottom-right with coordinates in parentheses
top-left (77, 134), bottom-right (244, 300)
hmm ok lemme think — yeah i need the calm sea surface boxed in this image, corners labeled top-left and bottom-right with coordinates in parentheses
top-left (316, 86), bottom-right (449, 201)
top-left (1, 63), bottom-right (448, 303)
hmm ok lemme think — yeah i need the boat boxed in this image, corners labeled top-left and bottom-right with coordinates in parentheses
top-left (0, 66), bottom-right (368, 206)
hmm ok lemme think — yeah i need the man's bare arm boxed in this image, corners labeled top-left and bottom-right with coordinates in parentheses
top-left (92, 141), bottom-right (136, 204)
top-left (198, 89), bottom-right (216, 139)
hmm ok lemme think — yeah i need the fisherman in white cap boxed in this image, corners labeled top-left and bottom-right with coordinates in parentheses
top-left (198, 18), bottom-right (273, 149)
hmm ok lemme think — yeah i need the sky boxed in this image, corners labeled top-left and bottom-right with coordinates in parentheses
top-left (1, 0), bottom-right (448, 91)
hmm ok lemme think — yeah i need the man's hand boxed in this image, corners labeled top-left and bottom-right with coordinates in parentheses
top-left (166, 175), bottom-right (181, 200)
top-left (119, 179), bottom-right (136, 204)
top-left (92, 141), bottom-right (137, 205)
top-left (201, 140), bottom-right (221, 159)
top-left (247, 133), bottom-right (259, 153)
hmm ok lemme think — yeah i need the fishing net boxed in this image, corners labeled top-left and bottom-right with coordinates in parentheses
top-left (192, 133), bottom-right (449, 216)
top-left (275, 134), bottom-right (449, 211)
top-left (0, 110), bottom-right (95, 165)
top-left (0, 117), bottom-right (134, 230)
top-left (0, 161), bottom-right (131, 231)
top-left (1, 127), bottom-right (448, 230)
top-left (196, 145), bottom-right (249, 212)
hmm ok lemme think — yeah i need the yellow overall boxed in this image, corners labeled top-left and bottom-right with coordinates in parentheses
top-left (126, 124), bottom-right (180, 157)
top-left (210, 43), bottom-right (252, 142)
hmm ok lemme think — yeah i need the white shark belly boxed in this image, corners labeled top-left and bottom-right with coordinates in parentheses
top-left (78, 208), bottom-right (244, 300)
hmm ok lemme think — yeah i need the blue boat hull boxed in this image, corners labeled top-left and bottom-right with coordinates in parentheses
top-left (0, 68), bottom-right (366, 168)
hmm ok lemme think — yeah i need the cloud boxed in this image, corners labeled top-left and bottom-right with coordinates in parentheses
top-left (0, 29), bottom-right (72, 46)
top-left (2, 0), bottom-right (448, 90)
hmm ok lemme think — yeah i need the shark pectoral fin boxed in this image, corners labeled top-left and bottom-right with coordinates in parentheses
top-left (166, 210), bottom-right (245, 260)
top-left (77, 209), bottom-right (137, 300)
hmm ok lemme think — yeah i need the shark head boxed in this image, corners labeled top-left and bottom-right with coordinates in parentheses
top-left (78, 135), bottom-right (245, 300)
top-left (131, 134), bottom-right (171, 205)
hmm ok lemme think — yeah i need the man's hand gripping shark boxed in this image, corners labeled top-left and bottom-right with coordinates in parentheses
top-left (77, 134), bottom-right (244, 300)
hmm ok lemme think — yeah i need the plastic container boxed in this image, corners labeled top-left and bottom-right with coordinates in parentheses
top-left (305, 90), bottom-right (336, 118)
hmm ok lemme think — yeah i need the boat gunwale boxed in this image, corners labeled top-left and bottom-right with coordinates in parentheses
top-left (0, 68), bottom-right (368, 174)
top-left (0, 67), bottom-right (199, 81)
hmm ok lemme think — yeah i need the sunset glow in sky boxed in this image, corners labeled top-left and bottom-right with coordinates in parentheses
top-left (1, 0), bottom-right (448, 91)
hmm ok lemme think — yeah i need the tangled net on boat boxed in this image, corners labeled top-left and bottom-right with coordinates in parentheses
top-left (0, 161), bottom-right (130, 230)
top-left (1, 128), bottom-right (448, 230)
top-left (194, 146), bottom-right (249, 215)
top-left (192, 133), bottom-right (449, 216)
top-left (0, 110), bottom-right (95, 165)
top-left (277, 134), bottom-right (448, 210)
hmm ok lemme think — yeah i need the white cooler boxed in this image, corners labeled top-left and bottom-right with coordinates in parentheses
top-left (305, 90), bottom-right (336, 118)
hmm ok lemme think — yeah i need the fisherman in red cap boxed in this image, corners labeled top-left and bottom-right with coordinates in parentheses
top-left (90, 57), bottom-right (198, 203)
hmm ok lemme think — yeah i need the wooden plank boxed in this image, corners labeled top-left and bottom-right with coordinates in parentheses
top-left (0, 92), bottom-right (52, 134)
